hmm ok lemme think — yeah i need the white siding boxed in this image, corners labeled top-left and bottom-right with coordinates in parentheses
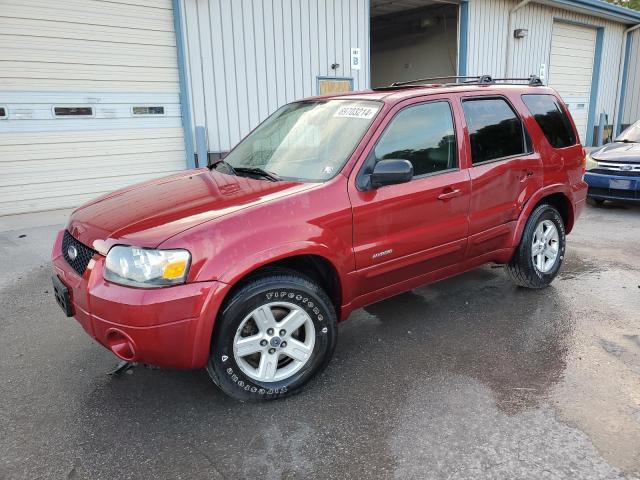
top-left (0, 0), bottom-right (186, 216)
top-left (467, 0), bottom-right (626, 142)
top-left (181, 0), bottom-right (370, 154)
top-left (622, 29), bottom-right (640, 127)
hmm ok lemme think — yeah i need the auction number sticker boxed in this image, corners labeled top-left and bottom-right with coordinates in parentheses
top-left (334, 105), bottom-right (378, 119)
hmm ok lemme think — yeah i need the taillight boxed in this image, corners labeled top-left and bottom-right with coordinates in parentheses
top-left (581, 148), bottom-right (587, 174)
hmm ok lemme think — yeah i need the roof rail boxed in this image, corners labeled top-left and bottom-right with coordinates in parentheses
top-left (493, 75), bottom-right (544, 86)
top-left (376, 74), bottom-right (543, 90)
top-left (390, 75), bottom-right (493, 86)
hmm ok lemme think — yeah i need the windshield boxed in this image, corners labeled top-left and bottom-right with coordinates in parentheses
top-left (222, 99), bottom-right (381, 182)
top-left (615, 120), bottom-right (640, 143)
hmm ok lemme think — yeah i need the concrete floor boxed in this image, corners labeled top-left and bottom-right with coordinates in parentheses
top-left (1, 202), bottom-right (639, 480)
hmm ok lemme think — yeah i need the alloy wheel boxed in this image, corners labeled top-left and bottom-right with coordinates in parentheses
top-left (233, 302), bottom-right (315, 382)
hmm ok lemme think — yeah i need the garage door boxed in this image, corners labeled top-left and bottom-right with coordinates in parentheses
top-left (0, 0), bottom-right (186, 216)
top-left (548, 22), bottom-right (597, 144)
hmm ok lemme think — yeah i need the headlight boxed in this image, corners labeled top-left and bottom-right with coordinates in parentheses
top-left (104, 246), bottom-right (191, 288)
top-left (585, 153), bottom-right (598, 171)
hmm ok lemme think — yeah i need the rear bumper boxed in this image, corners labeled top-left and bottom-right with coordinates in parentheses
top-left (51, 230), bottom-right (227, 369)
top-left (585, 171), bottom-right (640, 202)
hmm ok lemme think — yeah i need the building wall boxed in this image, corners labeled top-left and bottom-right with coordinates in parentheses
top-left (180, 0), bottom-right (370, 155)
top-left (622, 29), bottom-right (640, 127)
top-left (466, 0), bottom-right (626, 142)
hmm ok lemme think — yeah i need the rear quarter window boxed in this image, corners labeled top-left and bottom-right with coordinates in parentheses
top-left (522, 94), bottom-right (577, 148)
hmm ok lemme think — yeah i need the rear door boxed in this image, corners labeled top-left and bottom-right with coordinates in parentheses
top-left (460, 96), bottom-right (543, 257)
top-left (348, 97), bottom-right (470, 296)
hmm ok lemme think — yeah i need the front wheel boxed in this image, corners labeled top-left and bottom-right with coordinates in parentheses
top-left (206, 269), bottom-right (337, 402)
top-left (506, 203), bottom-right (566, 289)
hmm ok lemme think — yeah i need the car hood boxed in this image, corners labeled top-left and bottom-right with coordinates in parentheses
top-left (591, 142), bottom-right (640, 163)
top-left (67, 169), bottom-right (313, 254)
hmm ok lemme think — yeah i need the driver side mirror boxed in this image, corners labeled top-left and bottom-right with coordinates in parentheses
top-left (370, 159), bottom-right (414, 188)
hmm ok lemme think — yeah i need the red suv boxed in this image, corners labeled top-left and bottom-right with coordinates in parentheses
top-left (52, 76), bottom-right (587, 401)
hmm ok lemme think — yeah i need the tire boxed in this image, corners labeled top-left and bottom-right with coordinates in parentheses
top-left (206, 268), bottom-right (337, 402)
top-left (506, 203), bottom-right (566, 289)
top-left (588, 198), bottom-right (605, 207)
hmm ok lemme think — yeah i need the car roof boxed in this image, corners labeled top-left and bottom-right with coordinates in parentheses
top-left (314, 83), bottom-right (559, 106)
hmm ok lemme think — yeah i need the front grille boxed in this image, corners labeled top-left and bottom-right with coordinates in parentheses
top-left (62, 230), bottom-right (96, 276)
top-left (590, 168), bottom-right (639, 177)
top-left (589, 187), bottom-right (639, 200)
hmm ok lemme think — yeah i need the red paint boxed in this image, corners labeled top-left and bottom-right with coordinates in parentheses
top-left (52, 85), bottom-right (587, 369)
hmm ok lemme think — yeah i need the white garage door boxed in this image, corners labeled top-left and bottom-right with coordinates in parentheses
top-left (548, 22), bottom-right (597, 144)
top-left (0, 0), bottom-right (186, 216)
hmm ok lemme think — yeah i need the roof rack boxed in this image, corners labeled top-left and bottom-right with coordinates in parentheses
top-left (375, 74), bottom-right (543, 90)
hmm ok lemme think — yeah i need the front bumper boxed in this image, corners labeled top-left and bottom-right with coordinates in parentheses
top-left (51, 230), bottom-right (227, 369)
top-left (584, 171), bottom-right (640, 202)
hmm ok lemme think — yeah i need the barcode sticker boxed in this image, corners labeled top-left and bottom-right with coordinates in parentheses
top-left (334, 105), bottom-right (378, 119)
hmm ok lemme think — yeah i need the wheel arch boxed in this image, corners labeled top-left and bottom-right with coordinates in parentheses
top-left (511, 186), bottom-right (574, 247)
top-left (220, 253), bottom-right (343, 320)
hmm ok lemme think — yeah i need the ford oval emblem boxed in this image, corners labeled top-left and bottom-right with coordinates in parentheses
top-left (620, 164), bottom-right (632, 171)
top-left (67, 245), bottom-right (78, 261)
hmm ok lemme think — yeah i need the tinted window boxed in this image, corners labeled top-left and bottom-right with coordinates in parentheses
top-left (522, 94), bottom-right (576, 148)
top-left (374, 101), bottom-right (456, 177)
top-left (462, 98), bottom-right (527, 164)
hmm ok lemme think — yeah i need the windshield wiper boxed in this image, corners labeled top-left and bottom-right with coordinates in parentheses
top-left (233, 167), bottom-right (282, 182)
top-left (209, 159), bottom-right (237, 175)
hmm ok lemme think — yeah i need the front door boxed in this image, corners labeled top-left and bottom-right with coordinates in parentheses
top-left (349, 99), bottom-right (470, 296)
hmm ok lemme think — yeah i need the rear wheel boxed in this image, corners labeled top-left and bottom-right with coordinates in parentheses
top-left (206, 268), bottom-right (337, 401)
top-left (506, 203), bottom-right (565, 289)
top-left (588, 198), bottom-right (605, 206)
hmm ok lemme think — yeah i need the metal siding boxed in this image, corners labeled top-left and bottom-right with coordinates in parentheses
top-left (622, 29), bottom-right (640, 125)
top-left (0, 0), bottom-right (186, 216)
top-left (0, 128), bottom-right (185, 215)
top-left (0, 0), bottom-right (179, 92)
top-left (468, 0), bottom-right (626, 139)
top-left (181, 0), bottom-right (369, 154)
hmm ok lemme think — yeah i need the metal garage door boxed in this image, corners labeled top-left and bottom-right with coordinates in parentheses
top-left (548, 22), bottom-right (597, 144)
top-left (0, 0), bottom-right (186, 216)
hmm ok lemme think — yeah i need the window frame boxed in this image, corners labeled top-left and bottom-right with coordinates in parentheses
top-left (460, 95), bottom-right (533, 167)
top-left (356, 99), bottom-right (459, 189)
top-left (520, 93), bottom-right (578, 149)
top-left (52, 105), bottom-right (94, 118)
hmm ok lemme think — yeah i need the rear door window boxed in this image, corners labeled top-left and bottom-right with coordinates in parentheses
top-left (462, 98), bottom-right (528, 164)
top-left (522, 94), bottom-right (577, 148)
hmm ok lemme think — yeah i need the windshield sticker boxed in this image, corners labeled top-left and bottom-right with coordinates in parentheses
top-left (334, 105), bottom-right (378, 119)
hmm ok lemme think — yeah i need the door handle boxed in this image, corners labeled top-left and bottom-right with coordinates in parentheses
top-left (437, 188), bottom-right (462, 201)
top-left (520, 169), bottom-right (534, 182)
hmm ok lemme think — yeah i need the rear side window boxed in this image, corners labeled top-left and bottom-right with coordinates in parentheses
top-left (374, 101), bottom-right (457, 177)
top-left (522, 94), bottom-right (576, 148)
top-left (462, 98), bottom-right (527, 164)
